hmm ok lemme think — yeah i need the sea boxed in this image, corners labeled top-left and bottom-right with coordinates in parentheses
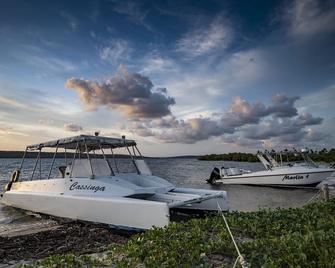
top-left (0, 157), bottom-right (328, 235)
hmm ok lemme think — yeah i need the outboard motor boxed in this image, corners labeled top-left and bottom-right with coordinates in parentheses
top-left (206, 167), bottom-right (221, 184)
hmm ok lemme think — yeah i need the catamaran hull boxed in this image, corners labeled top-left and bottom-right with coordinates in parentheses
top-left (1, 191), bottom-right (170, 230)
top-left (216, 170), bottom-right (334, 186)
top-left (1, 184), bottom-right (228, 230)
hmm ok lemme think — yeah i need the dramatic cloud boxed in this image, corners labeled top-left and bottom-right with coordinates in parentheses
top-left (64, 123), bottom-right (83, 132)
top-left (242, 113), bottom-right (322, 141)
top-left (130, 94), bottom-right (324, 146)
top-left (176, 15), bottom-right (232, 58)
top-left (66, 65), bottom-right (175, 118)
top-left (220, 96), bottom-right (269, 132)
top-left (268, 95), bottom-right (299, 117)
top-left (1, 0), bottom-right (334, 153)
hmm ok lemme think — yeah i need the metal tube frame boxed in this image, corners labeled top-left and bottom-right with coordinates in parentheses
top-left (84, 139), bottom-right (94, 178)
top-left (39, 148), bottom-right (42, 179)
top-left (19, 148), bottom-right (27, 171)
top-left (111, 147), bottom-right (119, 173)
top-left (31, 149), bottom-right (41, 180)
top-left (69, 142), bottom-right (79, 178)
top-left (99, 143), bottom-right (114, 176)
top-left (65, 147), bottom-right (67, 166)
top-left (47, 142), bottom-right (59, 180)
top-left (135, 146), bottom-right (143, 159)
top-left (126, 146), bottom-right (140, 174)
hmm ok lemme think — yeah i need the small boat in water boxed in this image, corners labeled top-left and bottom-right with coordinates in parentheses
top-left (206, 150), bottom-right (334, 186)
top-left (1, 134), bottom-right (228, 230)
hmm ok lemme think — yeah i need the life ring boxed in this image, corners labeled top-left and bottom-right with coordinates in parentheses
top-left (11, 170), bottom-right (20, 183)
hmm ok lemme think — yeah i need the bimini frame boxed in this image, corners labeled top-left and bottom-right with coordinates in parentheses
top-left (17, 134), bottom-right (144, 181)
top-left (257, 149), bottom-right (319, 170)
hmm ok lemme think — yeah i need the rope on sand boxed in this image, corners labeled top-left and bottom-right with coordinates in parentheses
top-left (305, 189), bottom-right (321, 204)
top-left (217, 202), bottom-right (249, 268)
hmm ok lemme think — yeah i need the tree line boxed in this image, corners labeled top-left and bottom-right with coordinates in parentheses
top-left (198, 148), bottom-right (335, 163)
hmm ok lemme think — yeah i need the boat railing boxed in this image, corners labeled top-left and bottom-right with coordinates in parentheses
top-left (14, 135), bottom-right (151, 182)
top-left (256, 153), bottom-right (272, 170)
top-left (258, 149), bottom-right (319, 169)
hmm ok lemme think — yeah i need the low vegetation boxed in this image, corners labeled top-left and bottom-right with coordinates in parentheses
top-left (21, 198), bottom-right (335, 267)
top-left (199, 148), bottom-right (335, 163)
top-left (199, 152), bottom-right (259, 162)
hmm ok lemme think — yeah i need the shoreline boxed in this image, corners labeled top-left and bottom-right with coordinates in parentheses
top-left (1, 197), bottom-right (334, 267)
top-left (0, 220), bottom-right (130, 265)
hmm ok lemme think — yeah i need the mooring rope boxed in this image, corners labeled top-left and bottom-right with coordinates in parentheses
top-left (217, 201), bottom-right (249, 268)
top-left (305, 189), bottom-right (321, 204)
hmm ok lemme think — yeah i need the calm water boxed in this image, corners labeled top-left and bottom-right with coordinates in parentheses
top-left (0, 158), bottom-right (320, 233)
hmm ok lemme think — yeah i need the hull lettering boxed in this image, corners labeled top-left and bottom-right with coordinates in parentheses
top-left (69, 182), bottom-right (105, 192)
top-left (282, 174), bottom-right (304, 181)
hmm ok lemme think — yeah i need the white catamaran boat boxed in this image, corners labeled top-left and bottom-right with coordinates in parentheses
top-left (206, 150), bottom-right (334, 186)
top-left (1, 134), bottom-right (228, 230)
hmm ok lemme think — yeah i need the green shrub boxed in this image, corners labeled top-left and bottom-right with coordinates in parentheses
top-left (34, 199), bottom-right (335, 267)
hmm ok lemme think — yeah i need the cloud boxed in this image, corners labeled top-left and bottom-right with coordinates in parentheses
top-left (110, 0), bottom-right (152, 31)
top-left (132, 116), bottom-right (224, 144)
top-left (176, 15), bottom-right (232, 58)
top-left (241, 113), bottom-right (323, 142)
top-left (0, 124), bottom-right (29, 137)
top-left (220, 96), bottom-right (269, 132)
top-left (0, 96), bottom-right (27, 108)
top-left (20, 54), bottom-right (76, 74)
top-left (304, 128), bottom-right (330, 142)
top-left (130, 94), bottom-right (324, 146)
top-left (221, 135), bottom-right (264, 148)
top-left (268, 94), bottom-right (299, 117)
top-left (219, 94), bottom-right (300, 133)
top-left (60, 11), bottom-right (79, 31)
top-left (295, 112), bottom-right (323, 126)
top-left (141, 54), bottom-right (176, 75)
top-left (0, 125), bottom-right (12, 134)
top-left (99, 40), bottom-right (131, 64)
top-left (283, 0), bottom-right (335, 36)
top-left (38, 119), bottom-right (55, 125)
top-left (243, 118), bottom-right (301, 140)
top-left (65, 65), bottom-right (175, 118)
top-left (64, 123), bottom-right (83, 132)
top-left (296, 84), bottom-right (335, 115)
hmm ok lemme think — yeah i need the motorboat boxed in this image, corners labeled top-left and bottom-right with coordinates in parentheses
top-left (0, 134), bottom-right (228, 230)
top-left (206, 150), bottom-right (334, 186)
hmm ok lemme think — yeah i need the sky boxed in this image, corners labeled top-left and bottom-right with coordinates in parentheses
top-left (0, 0), bottom-right (334, 156)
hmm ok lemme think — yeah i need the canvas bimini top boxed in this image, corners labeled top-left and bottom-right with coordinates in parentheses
top-left (26, 134), bottom-right (137, 151)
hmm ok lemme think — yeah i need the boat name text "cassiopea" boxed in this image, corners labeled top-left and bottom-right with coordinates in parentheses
top-left (69, 182), bottom-right (105, 192)
top-left (282, 174), bottom-right (304, 181)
